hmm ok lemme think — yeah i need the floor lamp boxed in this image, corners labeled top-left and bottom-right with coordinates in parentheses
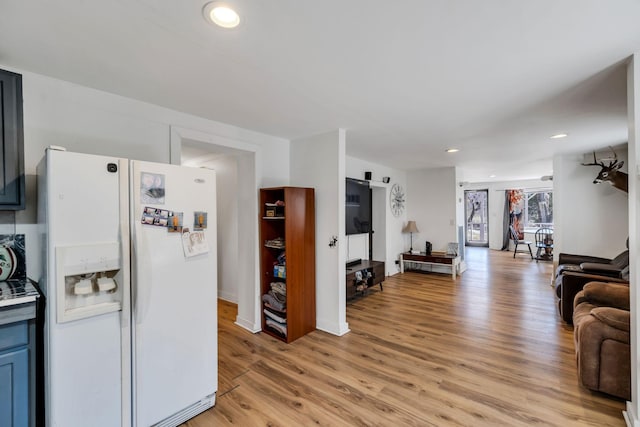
top-left (403, 221), bottom-right (419, 252)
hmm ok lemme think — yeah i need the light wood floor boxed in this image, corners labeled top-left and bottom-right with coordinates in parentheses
top-left (183, 248), bottom-right (626, 426)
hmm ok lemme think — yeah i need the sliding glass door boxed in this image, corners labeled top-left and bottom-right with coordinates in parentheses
top-left (465, 189), bottom-right (489, 247)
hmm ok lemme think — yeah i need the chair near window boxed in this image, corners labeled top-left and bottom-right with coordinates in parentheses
top-left (534, 227), bottom-right (553, 262)
top-left (509, 225), bottom-right (533, 259)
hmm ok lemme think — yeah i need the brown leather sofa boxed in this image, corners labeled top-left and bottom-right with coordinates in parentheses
top-left (573, 281), bottom-right (630, 400)
top-left (555, 269), bottom-right (628, 324)
top-left (556, 248), bottom-right (629, 279)
top-left (555, 239), bottom-right (629, 279)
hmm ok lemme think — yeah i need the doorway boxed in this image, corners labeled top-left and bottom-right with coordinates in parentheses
top-left (465, 189), bottom-right (489, 247)
top-left (171, 126), bottom-right (261, 333)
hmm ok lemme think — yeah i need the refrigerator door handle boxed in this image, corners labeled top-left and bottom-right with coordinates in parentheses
top-left (119, 157), bottom-right (131, 329)
top-left (132, 218), bottom-right (152, 324)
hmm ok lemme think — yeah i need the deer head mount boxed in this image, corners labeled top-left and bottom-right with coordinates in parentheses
top-left (581, 146), bottom-right (628, 193)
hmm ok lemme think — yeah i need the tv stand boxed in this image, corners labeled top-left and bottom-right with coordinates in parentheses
top-left (345, 260), bottom-right (385, 300)
top-left (400, 252), bottom-right (460, 280)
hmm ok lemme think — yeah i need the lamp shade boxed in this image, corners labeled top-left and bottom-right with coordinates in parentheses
top-left (402, 221), bottom-right (419, 233)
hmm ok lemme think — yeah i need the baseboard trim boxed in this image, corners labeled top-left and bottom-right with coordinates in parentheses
top-left (624, 401), bottom-right (637, 427)
top-left (218, 291), bottom-right (237, 303)
top-left (235, 316), bottom-right (261, 333)
top-left (316, 320), bottom-right (350, 336)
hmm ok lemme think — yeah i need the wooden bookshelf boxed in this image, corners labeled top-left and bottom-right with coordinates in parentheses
top-left (259, 187), bottom-right (315, 343)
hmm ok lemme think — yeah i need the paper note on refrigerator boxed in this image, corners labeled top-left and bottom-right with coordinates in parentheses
top-left (182, 229), bottom-right (209, 257)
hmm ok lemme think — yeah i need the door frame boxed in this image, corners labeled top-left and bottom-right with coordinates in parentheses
top-left (170, 125), bottom-right (262, 333)
top-left (464, 189), bottom-right (489, 247)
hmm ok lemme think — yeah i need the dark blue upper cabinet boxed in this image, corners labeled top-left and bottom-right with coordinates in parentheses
top-left (0, 69), bottom-right (25, 210)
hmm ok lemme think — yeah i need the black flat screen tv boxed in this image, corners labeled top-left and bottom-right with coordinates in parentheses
top-left (346, 178), bottom-right (371, 235)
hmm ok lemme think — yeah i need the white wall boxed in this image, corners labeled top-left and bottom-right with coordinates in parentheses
top-left (626, 53), bottom-right (639, 426)
top-left (553, 149), bottom-right (629, 259)
top-left (464, 179), bottom-right (549, 250)
top-left (199, 155), bottom-right (238, 302)
top-left (345, 156), bottom-right (407, 275)
top-left (454, 168), bottom-right (467, 268)
top-left (235, 152), bottom-right (259, 329)
top-left (406, 167), bottom-right (458, 253)
top-left (455, 168), bottom-right (465, 240)
top-left (3, 65), bottom-right (290, 335)
top-left (291, 130), bottom-right (349, 336)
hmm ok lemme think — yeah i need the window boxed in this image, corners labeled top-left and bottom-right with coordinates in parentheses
top-left (524, 190), bottom-right (553, 228)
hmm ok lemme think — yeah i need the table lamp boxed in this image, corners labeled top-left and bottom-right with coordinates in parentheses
top-left (402, 221), bottom-right (419, 252)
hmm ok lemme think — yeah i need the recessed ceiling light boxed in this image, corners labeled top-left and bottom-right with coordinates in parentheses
top-left (203, 2), bottom-right (240, 28)
top-left (446, 148), bottom-right (459, 153)
top-left (489, 174), bottom-right (496, 178)
top-left (550, 133), bottom-right (568, 139)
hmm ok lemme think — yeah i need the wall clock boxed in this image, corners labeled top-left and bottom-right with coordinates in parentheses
top-left (390, 183), bottom-right (405, 217)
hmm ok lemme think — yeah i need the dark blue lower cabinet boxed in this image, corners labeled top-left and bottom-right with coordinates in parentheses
top-left (0, 335), bottom-right (29, 427)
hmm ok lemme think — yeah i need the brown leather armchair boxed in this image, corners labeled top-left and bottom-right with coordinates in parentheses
top-left (573, 282), bottom-right (630, 400)
top-left (555, 269), bottom-right (628, 324)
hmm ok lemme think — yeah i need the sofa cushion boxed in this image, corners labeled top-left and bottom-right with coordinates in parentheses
top-left (579, 262), bottom-right (623, 276)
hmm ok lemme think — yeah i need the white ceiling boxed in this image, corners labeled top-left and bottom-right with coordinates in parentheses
top-left (1, 0), bottom-right (638, 182)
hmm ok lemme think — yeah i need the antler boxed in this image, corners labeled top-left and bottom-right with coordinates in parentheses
top-left (581, 151), bottom-right (604, 167)
top-left (580, 146), bottom-right (620, 168)
top-left (607, 146), bottom-right (620, 168)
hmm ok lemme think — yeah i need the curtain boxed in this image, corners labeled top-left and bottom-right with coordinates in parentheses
top-left (501, 191), bottom-right (510, 250)
top-left (502, 189), bottom-right (525, 250)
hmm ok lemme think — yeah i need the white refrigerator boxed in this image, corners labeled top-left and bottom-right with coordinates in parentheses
top-left (37, 148), bottom-right (218, 427)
